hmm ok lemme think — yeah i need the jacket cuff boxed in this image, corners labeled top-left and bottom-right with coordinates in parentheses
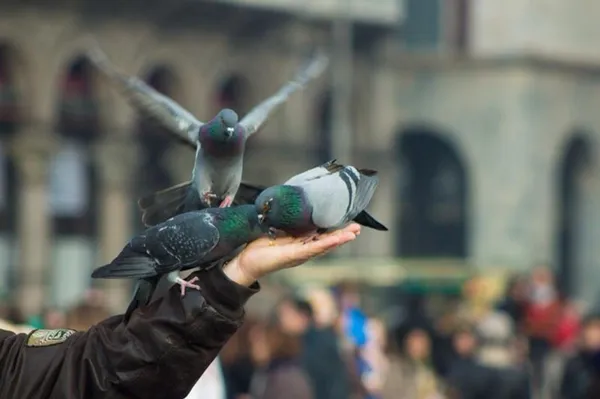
top-left (193, 265), bottom-right (260, 320)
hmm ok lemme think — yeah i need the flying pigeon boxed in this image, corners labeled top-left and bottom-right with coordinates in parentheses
top-left (86, 46), bottom-right (329, 225)
top-left (91, 204), bottom-right (266, 319)
top-left (254, 160), bottom-right (387, 239)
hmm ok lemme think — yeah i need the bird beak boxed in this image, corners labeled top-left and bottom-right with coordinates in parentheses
top-left (225, 127), bottom-right (234, 137)
top-left (257, 214), bottom-right (265, 224)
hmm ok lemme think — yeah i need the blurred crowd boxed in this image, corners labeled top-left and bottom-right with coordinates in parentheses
top-left (3, 265), bottom-right (600, 399)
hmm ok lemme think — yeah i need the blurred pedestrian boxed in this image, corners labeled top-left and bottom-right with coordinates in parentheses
top-left (220, 318), bottom-right (259, 399)
top-left (523, 266), bottom-right (561, 391)
top-left (560, 312), bottom-right (600, 398)
top-left (496, 275), bottom-right (528, 327)
top-left (248, 321), bottom-right (313, 399)
top-left (381, 324), bottom-right (446, 399)
top-left (277, 297), bottom-right (350, 399)
top-left (446, 325), bottom-right (497, 399)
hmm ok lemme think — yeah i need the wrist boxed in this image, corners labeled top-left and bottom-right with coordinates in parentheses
top-left (222, 258), bottom-right (258, 287)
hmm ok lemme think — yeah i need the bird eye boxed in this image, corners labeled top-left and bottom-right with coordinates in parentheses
top-left (263, 198), bottom-right (273, 213)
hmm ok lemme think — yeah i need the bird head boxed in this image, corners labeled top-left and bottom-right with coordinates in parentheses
top-left (255, 185), bottom-right (308, 230)
top-left (218, 108), bottom-right (239, 140)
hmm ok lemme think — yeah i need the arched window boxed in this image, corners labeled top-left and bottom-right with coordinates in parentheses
top-left (215, 75), bottom-right (247, 113)
top-left (556, 135), bottom-right (592, 295)
top-left (396, 128), bottom-right (468, 258)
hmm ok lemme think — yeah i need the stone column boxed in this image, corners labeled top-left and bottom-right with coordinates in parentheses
top-left (95, 135), bottom-right (139, 313)
top-left (10, 131), bottom-right (56, 318)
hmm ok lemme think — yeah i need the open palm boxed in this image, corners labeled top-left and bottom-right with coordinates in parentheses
top-left (223, 223), bottom-right (361, 286)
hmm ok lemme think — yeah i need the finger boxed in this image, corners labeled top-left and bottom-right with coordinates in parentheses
top-left (319, 223), bottom-right (361, 239)
top-left (296, 231), bottom-right (356, 258)
top-left (342, 223), bottom-right (361, 235)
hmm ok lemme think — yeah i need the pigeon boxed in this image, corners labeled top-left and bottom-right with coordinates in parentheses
top-left (254, 160), bottom-right (387, 239)
top-left (91, 204), bottom-right (266, 319)
top-left (86, 45), bottom-right (329, 226)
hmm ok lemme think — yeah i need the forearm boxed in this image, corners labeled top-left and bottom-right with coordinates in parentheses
top-left (0, 266), bottom-right (259, 399)
top-left (105, 266), bottom-right (259, 398)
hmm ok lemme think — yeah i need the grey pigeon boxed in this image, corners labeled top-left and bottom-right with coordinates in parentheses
top-left (91, 204), bottom-right (265, 320)
top-left (86, 46), bottom-right (329, 225)
top-left (254, 160), bottom-right (387, 239)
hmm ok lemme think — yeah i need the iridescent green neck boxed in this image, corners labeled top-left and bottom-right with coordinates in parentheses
top-left (220, 205), bottom-right (264, 242)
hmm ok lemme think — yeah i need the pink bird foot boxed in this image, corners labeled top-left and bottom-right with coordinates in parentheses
top-left (175, 276), bottom-right (200, 297)
top-left (219, 196), bottom-right (234, 208)
top-left (202, 192), bottom-right (218, 206)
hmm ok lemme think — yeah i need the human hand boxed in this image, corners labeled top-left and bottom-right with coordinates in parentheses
top-left (223, 223), bottom-right (361, 286)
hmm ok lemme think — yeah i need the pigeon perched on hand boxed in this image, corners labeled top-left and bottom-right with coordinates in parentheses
top-left (86, 45), bottom-right (329, 225)
top-left (254, 160), bottom-right (387, 239)
top-left (90, 204), bottom-right (266, 319)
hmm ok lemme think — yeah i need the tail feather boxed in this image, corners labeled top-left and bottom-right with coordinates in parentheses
top-left (124, 277), bottom-right (159, 323)
top-left (91, 246), bottom-right (157, 279)
top-left (353, 210), bottom-right (388, 231)
top-left (138, 181), bottom-right (192, 227)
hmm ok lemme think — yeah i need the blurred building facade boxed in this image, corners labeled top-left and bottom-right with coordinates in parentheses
top-left (2, 0), bottom-right (600, 316)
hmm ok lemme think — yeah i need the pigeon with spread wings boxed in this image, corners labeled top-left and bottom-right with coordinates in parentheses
top-left (86, 46), bottom-right (329, 226)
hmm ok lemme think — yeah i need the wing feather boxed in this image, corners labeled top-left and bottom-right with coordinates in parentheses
top-left (86, 46), bottom-right (204, 144)
top-left (240, 51), bottom-right (329, 137)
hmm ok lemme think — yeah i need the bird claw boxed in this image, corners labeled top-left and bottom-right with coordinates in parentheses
top-left (219, 196), bottom-right (234, 208)
top-left (176, 276), bottom-right (201, 297)
top-left (202, 192), bottom-right (218, 206)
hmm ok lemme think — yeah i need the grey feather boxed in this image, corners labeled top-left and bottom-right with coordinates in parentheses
top-left (92, 205), bottom-right (263, 282)
top-left (86, 45), bottom-right (204, 143)
top-left (286, 160), bottom-right (381, 230)
top-left (239, 50), bottom-right (329, 137)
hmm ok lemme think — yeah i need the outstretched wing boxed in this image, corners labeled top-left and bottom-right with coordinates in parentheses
top-left (86, 45), bottom-right (205, 143)
top-left (239, 50), bottom-right (329, 137)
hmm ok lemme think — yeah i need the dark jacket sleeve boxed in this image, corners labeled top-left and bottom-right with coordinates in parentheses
top-left (0, 266), bottom-right (259, 399)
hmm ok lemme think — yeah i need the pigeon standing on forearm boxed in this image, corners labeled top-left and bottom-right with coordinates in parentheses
top-left (254, 159), bottom-right (387, 239)
top-left (86, 46), bottom-right (329, 226)
top-left (90, 204), bottom-right (266, 320)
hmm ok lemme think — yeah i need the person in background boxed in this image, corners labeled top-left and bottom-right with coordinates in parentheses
top-left (277, 297), bottom-right (350, 399)
top-left (185, 357), bottom-right (227, 399)
top-left (362, 317), bottom-right (388, 398)
top-left (220, 318), bottom-right (259, 399)
top-left (541, 291), bottom-right (581, 399)
top-left (496, 275), bottom-right (528, 327)
top-left (306, 287), bottom-right (339, 329)
top-left (476, 311), bottom-right (532, 399)
top-left (560, 312), bottom-right (600, 398)
top-left (248, 321), bottom-right (313, 399)
top-left (445, 325), bottom-right (496, 399)
top-left (523, 266), bottom-right (562, 392)
top-left (381, 323), bottom-right (446, 399)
